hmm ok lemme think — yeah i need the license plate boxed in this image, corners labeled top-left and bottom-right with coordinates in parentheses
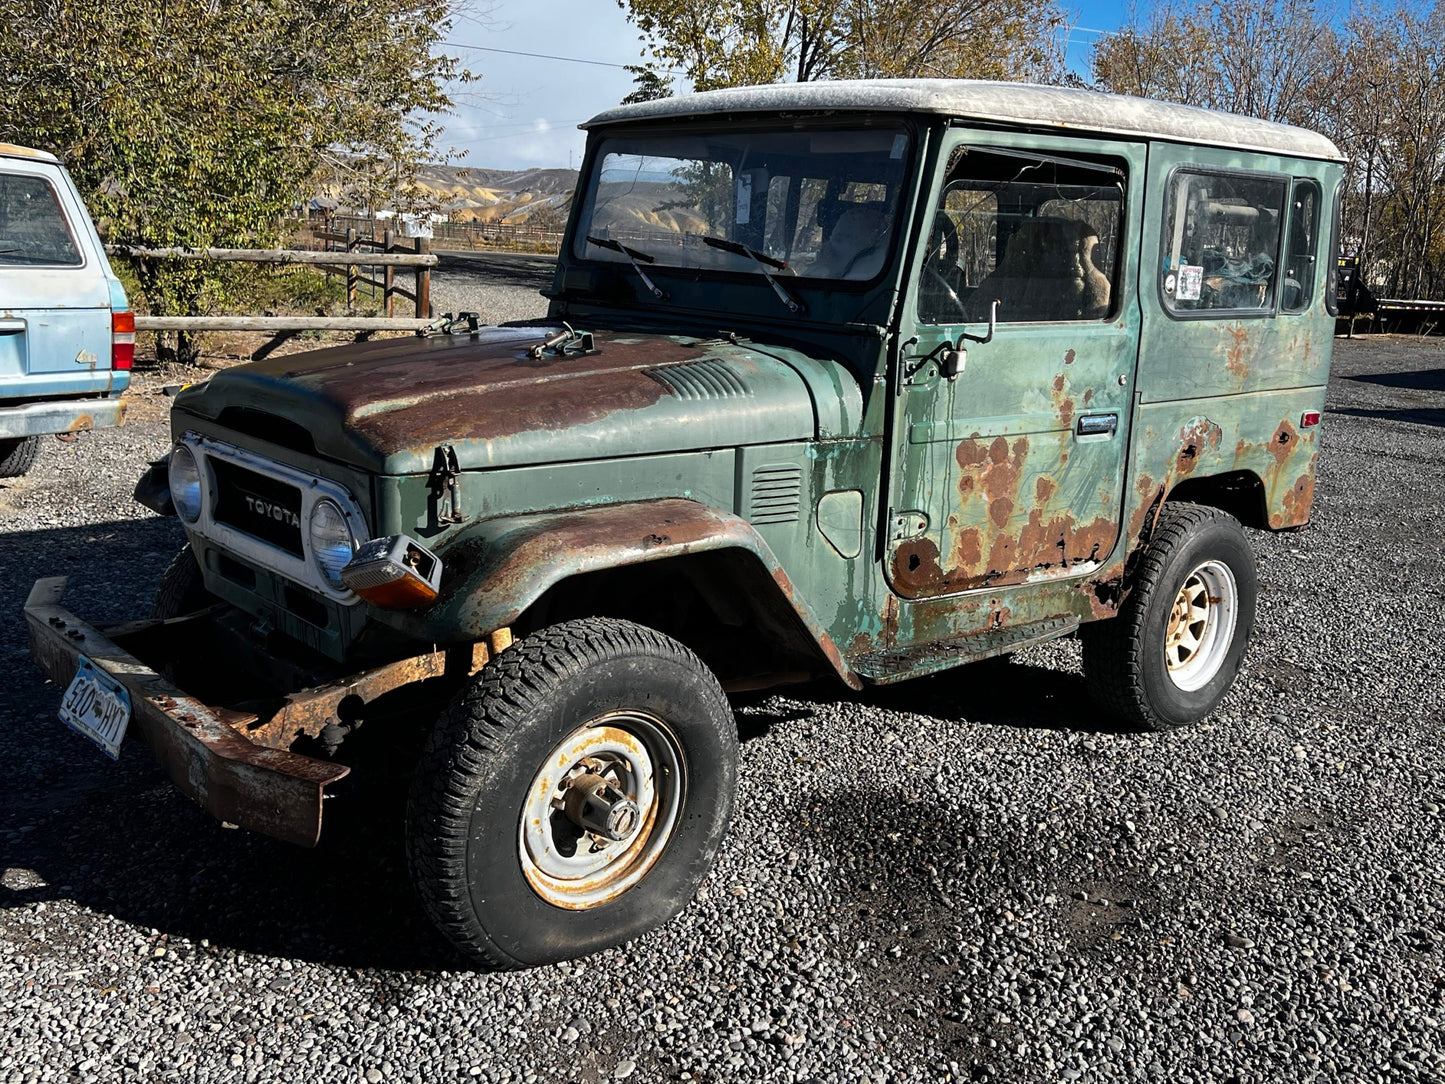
top-left (58, 655), bottom-right (131, 759)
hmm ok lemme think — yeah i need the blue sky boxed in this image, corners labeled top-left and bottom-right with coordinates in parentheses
top-left (443, 1), bottom-right (1129, 171)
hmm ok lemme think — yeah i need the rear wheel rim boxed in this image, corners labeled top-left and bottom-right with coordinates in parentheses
top-left (1163, 559), bottom-right (1238, 692)
top-left (519, 711), bottom-right (685, 910)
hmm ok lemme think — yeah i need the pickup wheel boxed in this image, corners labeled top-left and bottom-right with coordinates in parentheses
top-left (407, 618), bottom-right (738, 969)
top-left (151, 545), bottom-right (215, 619)
top-left (0, 436), bottom-right (40, 478)
top-left (1080, 503), bottom-right (1257, 731)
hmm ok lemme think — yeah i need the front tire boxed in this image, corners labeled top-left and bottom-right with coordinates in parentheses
top-left (1081, 503), bottom-right (1257, 731)
top-left (406, 618), bottom-right (738, 969)
top-left (151, 544), bottom-right (215, 619)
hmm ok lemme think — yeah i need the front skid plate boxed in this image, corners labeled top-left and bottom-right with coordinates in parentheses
top-left (24, 577), bottom-right (349, 847)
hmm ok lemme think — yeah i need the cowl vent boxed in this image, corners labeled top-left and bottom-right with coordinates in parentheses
top-left (644, 359), bottom-right (751, 400)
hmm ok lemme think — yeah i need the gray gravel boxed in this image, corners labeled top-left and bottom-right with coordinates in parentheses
top-left (2, 331), bottom-right (1443, 1084)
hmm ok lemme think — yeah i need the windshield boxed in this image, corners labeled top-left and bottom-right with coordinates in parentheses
top-left (574, 127), bottom-right (910, 283)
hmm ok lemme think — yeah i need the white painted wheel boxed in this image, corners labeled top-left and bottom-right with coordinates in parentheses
top-left (519, 711), bottom-right (684, 910)
top-left (1163, 559), bottom-right (1238, 692)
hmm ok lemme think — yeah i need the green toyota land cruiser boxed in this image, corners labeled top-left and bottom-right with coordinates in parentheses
top-left (27, 80), bottom-right (1343, 969)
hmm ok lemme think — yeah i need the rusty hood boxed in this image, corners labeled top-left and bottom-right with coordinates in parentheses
top-left (173, 327), bottom-right (856, 474)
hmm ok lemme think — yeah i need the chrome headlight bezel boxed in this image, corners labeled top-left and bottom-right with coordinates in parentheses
top-left (168, 443), bottom-right (203, 524)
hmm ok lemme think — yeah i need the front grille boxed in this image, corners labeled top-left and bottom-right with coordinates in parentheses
top-left (210, 459), bottom-right (304, 556)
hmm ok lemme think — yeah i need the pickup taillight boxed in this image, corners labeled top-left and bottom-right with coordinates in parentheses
top-left (112, 311), bottom-right (135, 370)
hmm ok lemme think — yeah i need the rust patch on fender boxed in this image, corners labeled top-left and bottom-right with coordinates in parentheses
top-left (1064, 349), bottom-right (1076, 365)
top-left (1267, 419), bottom-right (1299, 469)
top-left (1175, 418), bottom-right (1222, 477)
top-left (1035, 476), bottom-right (1057, 503)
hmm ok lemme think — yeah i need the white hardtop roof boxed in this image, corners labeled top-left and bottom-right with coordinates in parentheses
top-left (582, 79), bottom-right (1343, 162)
top-left (0, 143), bottom-right (60, 164)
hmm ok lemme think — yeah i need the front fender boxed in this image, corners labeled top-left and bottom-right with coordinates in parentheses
top-left (378, 498), bottom-right (860, 688)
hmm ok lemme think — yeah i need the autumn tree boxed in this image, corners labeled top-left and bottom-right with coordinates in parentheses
top-left (0, 0), bottom-right (467, 363)
top-left (617, 0), bottom-right (1068, 91)
top-left (1090, 0), bottom-right (1335, 126)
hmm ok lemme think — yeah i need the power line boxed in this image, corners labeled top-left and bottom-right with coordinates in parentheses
top-left (440, 40), bottom-right (683, 75)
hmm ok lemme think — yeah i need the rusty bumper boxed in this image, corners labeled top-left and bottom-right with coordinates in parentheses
top-left (25, 577), bottom-right (349, 847)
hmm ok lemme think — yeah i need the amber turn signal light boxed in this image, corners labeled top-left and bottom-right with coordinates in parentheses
top-left (340, 535), bottom-right (442, 609)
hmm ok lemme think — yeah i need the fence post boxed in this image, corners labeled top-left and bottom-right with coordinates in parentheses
top-left (345, 227), bottom-right (358, 311)
top-left (382, 229), bottom-right (395, 318)
top-left (414, 236), bottom-right (431, 319)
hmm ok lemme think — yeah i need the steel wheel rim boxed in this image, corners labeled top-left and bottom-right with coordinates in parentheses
top-left (519, 711), bottom-right (685, 910)
top-left (1163, 559), bottom-right (1238, 692)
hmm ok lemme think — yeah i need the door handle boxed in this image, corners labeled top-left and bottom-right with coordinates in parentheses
top-left (1076, 413), bottom-right (1118, 436)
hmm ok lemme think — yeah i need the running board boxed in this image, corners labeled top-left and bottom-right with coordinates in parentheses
top-left (849, 614), bottom-right (1080, 685)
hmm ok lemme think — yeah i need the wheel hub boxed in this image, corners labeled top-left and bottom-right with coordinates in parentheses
top-left (562, 769), bottom-right (642, 842)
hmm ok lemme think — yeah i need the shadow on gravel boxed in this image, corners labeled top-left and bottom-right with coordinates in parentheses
top-left (1328, 405), bottom-right (1445, 429)
top-left (1342, 366), bottom-right (1445, 391)
top-left (1, 517), bottom-right (457, 972)
top-left (751, 658), bottom-right (1138, 736)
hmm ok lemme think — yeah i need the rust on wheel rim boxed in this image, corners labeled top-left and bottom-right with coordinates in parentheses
top-left (1163, 559), bottom-right (1238, 693)
top-left (519, 711), bottom-right (685, 910)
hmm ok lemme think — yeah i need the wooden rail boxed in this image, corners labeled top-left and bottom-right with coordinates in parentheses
top-left (108, 236), bottom-right (434, 323)
top-left (134, 316), bottom-right (429, 332)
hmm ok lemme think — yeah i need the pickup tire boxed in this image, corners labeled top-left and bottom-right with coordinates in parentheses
top-left (0, 436), bottom-right (40, 478)
top-left (151, 545), bottom-right (215, 619)
top-left (407, 617), bottom-right (738, 969)
top-left (1080, 503), bottom-right (1257, 731)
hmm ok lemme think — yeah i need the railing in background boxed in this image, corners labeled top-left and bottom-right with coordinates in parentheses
top-left (106, 243), bottom-right (437, 334)
top-left (324, 214), bottom-right (564, 255)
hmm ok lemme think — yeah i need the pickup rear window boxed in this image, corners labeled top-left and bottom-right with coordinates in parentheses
top-left (0, 172), bottom-right (83, 267)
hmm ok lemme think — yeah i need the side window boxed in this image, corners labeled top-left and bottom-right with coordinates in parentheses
top-left (1282, 179), bottom-right (1321, 313)
top-left (1161, 170), bottom-right (1287, 314)
top-left (0, 172), bottom-right (83, 268)
top-left (919, 150), bottom-right (1125, 325)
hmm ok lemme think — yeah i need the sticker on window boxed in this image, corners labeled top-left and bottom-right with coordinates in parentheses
top-left (1177, 264), bottom-right (1203, 301)
top-left (735, 174), bottom-right (753, 226)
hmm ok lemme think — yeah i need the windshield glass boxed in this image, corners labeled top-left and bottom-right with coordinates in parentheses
top-left (575, 127), bottom-right (910, 282)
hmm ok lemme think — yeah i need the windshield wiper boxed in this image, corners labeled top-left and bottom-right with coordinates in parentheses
top-left (586, 235), bottom-right (668, 301)
top-left (701, 235), bottom-right (805, 315)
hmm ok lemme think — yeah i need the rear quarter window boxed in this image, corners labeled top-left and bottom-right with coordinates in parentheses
top-left (0, 172), bottom-right (83, 267)
top-left (1161, 169), bottom-right (1286, 316)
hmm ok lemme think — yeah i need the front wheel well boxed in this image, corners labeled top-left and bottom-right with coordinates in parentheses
top-left (1165, 470), bottom-right (1268, 530)
top-left (515, 549), bottom-right (829, 691)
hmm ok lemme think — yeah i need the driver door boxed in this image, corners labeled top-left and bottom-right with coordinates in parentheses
top-left (886, 134), bottom-right (1146, 599)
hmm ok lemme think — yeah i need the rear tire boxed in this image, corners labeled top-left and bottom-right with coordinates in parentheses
top-left (407, 617), bottom-right (738, 969)
top-left (0, 436), bottom-right (40, 478)
top-left (1081, 503), bottom-right (1257, 731)
top-left (151, 545), bottom-right (215, 619)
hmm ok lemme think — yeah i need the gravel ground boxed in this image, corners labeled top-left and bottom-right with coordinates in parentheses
top-left (1, 329), bottom-right (1442, 1084)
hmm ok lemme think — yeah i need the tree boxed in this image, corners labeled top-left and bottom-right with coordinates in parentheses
top-left (1090, 0), bottom-right (1335, 126)
top-left (0, 0), bottom-right (467, 363)
top-left (622, 64), bottom-right (675, 104)
top-left (616, 0), bottom-right (1067, 91)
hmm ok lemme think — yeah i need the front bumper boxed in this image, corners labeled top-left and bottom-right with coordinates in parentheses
top-left (26, 577), bottom-right (350, 846)
top-left (0, 396), bottom-right (126, 439)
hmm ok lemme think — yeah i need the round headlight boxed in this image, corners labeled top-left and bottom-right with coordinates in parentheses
top-left (168, 444), bottom-right (202, 524)
top-left (308, 498), bottom-right (356, 590)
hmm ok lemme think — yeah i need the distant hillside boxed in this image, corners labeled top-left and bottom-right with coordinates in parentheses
top-left (413, 163), bottom-right (579, 225)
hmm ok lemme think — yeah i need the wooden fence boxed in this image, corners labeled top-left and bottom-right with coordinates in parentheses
top-left (108, 242), bottom-right (437, 334)
top-left (325, 214), bottom-right (564, 255)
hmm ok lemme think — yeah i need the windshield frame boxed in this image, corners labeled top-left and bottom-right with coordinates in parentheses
top-left (568, 118), bottom-right (920, 294)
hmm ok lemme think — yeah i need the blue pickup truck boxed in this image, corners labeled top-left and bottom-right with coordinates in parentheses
top-left (0, 142), bottom-right (131, 478)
